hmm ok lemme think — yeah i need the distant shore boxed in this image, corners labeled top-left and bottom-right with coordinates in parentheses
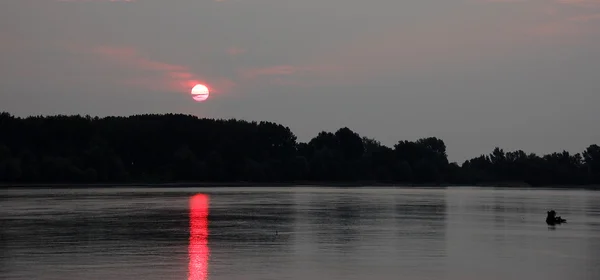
top-left (1, 181), bottom-right (599, 190)
top-left (2, 113), bottom-right (598, 189)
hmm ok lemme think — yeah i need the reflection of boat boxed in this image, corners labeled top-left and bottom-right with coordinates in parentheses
top-left (546, 210), bottom-right (566, 225)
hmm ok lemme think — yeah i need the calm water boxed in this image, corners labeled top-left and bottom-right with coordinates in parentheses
top-left (1, 187), bottom-right (599, 280)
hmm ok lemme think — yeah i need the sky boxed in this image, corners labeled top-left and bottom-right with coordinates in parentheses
top-left (1, 0), bottom-right (599, 162)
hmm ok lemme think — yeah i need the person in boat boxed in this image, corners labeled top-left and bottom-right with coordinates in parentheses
top-left (546, 210), bottom-right (567, 225)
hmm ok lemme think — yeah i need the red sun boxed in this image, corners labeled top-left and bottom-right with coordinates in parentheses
top-left (191, 84), bottom-right (210, 102)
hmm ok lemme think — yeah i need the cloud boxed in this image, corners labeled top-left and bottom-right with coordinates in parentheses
top-left (226, 47), bottom-right (246, 56)
top-left (81, 45), bottom-right (239, 97)
top-left (0, 34), bottom-right (21, 52)
top-left (66, 43), bottom-right (344, 96)
top-left (237, 64), bottom-right (345, 86)
top-left (240, 65), bottom-right (297, 79)
top-left (556, 0), bottom-right (600, 6)
top-left (542, 6), bottom-right (559, 16)
top-left (480, 0), bottom-right (529, 2)
top-left (56, 0), bottom-right (135, 2)
top-left (468, 0), bottom-right (529, 3)
top-left (531, 0), bottom-right (600, 35)
top-left (92, 46), bottom-right (184, 72)
top-left (527, 21), bottom-right (583, 37)
top-left (66, 45), bottom-right (200, 93)
top-left (570, 13), bottom-right (600, 21)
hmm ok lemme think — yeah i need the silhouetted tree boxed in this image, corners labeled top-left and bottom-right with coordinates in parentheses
top-left (0, 112), bottom-right (597, 186)
top-left (584, 145), bottom-right (600, 184)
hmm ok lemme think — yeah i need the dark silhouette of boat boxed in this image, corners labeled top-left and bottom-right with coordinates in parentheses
top-left (546, 210), bottom-right (567, 225)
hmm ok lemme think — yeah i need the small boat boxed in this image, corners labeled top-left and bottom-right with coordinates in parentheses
top-left (546, 210), bottom-right (567, 225)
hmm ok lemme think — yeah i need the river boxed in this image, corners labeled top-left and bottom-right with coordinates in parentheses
top-left (1, 186), bottom-right (599, 280)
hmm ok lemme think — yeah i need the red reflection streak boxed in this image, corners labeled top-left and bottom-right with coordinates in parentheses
top-left (189, 194), bottom-right (209, 280)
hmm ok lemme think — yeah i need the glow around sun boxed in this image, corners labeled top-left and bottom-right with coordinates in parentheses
top-left (191, 84), bottom-right (210, 102)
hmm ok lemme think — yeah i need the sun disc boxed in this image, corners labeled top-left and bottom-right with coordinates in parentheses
top-left (191, 84), bottom-right (210, 102)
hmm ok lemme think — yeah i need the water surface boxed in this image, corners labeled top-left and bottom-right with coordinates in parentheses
top-left (1, 187), bottom-right (599, 280)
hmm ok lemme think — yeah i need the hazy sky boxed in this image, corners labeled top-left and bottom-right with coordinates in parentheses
top-left (1, 0), bottom-right (599, 162)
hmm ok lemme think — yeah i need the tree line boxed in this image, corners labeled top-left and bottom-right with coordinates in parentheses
top-left (0, 112), bottom-right (598, 186)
